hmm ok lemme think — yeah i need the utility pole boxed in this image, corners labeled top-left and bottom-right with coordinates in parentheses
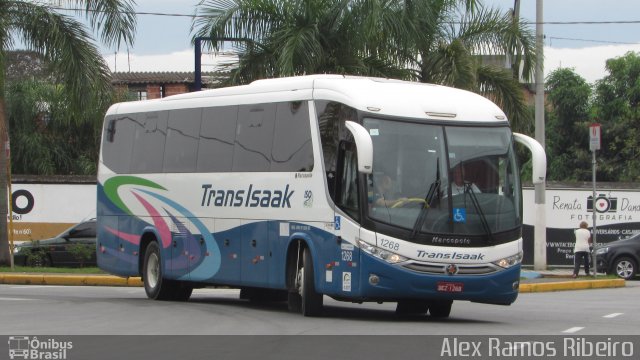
top-left (194, 36), bottom-right (248, 91)
top-left (589, 123), bottom-right (601, 278)
top-left (194, 37), bottom-right (208, 91)
top-left (534, 0), bottom-right (547, 270)
top-left (507, 1), bottom-right (521, 73)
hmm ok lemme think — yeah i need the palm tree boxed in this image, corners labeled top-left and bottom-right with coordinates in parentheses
top-left (395, 0), bottom-right (537, 132)
top-left (192, 0), bottom-right (413, 83)
top-left (0, 0), bottom-right (137, 266)
top-left (193, 0), bottom-right (535, 131)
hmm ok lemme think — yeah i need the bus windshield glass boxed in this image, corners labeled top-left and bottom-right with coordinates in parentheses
top-left (364, 118), bottom-right (521, 239)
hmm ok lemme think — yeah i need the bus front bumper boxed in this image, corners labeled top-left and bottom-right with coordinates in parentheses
top-left (348, 252), bottom-right (520, 305)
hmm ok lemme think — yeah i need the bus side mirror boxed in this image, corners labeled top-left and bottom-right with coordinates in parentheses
top-left (513, 133), bottom-right (547, 185)
top-left (345, 121), bottom-right (373, 174)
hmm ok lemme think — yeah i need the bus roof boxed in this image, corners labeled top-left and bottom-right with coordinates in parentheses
top-left (107, 75), bottom-right (508, 123)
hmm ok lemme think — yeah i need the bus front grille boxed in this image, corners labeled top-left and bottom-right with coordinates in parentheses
top-left (402, 262), bottom-right (499, 275)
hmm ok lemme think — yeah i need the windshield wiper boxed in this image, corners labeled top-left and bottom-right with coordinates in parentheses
top-left (410, 178), bottom-right (440, 239)
top-left (464, 183), bottom-right (494, 243)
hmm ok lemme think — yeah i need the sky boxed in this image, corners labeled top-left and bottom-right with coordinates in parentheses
top-left (95, 0), bottom-right (640, 84)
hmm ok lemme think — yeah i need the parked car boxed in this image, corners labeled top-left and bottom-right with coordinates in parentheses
top-left (595, 234), bottom-right (640, 280)
top-left (13, 219), bottom-right (97, 267)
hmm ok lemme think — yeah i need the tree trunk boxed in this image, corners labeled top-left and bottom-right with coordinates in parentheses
top-left (0, 95), bottom-right (10, 267)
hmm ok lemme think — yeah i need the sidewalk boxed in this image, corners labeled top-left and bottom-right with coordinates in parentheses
top-left (519, 268), bottom-right (625, 293)
top-left (0, 269), bottom-right (626, 293)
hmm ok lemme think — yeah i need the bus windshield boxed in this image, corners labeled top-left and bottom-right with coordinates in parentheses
top-left (364, 118), bottom-right (521, 239)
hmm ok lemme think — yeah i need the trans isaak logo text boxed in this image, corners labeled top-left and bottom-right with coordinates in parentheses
top-left (201, 184), bottom-right (295, 208)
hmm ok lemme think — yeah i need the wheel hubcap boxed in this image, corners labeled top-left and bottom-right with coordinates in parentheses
top-left (296, 267), bottom-right (304, 297)
top-left (147, 253), bottom-right (159, 288)
top-left (617, 261), bottom-right (633, 279)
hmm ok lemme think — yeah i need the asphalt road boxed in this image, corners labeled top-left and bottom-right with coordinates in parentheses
top-left (1, 281), bottom-right (638, 336)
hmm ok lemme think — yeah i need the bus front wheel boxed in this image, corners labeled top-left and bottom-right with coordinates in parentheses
top-left (301, 248), bottom-right (323, 316)
top-left (396, 300), bottom-right (429, 315)
top-left (288, 247), bottom-right (323, 316)
top-left (429, 300), bottom-right (453, 318)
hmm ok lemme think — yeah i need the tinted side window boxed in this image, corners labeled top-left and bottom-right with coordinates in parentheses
top-left (131, 111), bottom-right (168, 173)
top-left (69, 221), bottom-right (97, 238)
top-left (233, 104), bottom-right (276, 172)
top-left (336, 144), bottom-right (360, 221)
top-left (271, 101), bottom-right (314, 172)
top-left (198, 106), bottom-right (238, 172)
top-left (315, 101), bottom-right (358, 199)
top-left (102, 115), bottom-right (136, 173)
top-left (164, 108), bottom-right (202, 172)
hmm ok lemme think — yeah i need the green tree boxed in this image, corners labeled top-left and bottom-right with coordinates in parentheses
top-left (394, 0), bottom-right (536, 132)
top-left (192, 0), bottom-right (413, 83)
top-left (192, 0), bottom-right (536, 131)
top-left (5, 50), bottom-right (52, 83)
top-left (545, 68), bottom-right (592, 181)
top-left (0, 0), bottom-right (137, 266)
top-left (593, 51), bottom-right (640, 181)
top-left (6, 79), bottom-right (110, 175)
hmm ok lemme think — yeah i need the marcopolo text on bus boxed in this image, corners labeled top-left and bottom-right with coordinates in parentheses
top-left (200, 184), bottom-right (295, 208)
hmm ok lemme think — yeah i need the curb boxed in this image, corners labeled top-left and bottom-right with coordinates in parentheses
top-left (0, 274), bottom-right (626, 293)
top-left (0, 274), bottom-right (143, 287)
top-left (519, 278), bottom-right (625, 293)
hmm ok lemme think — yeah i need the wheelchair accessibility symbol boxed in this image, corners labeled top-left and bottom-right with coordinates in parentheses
top-left (453, 208), bottom-right (466, 223)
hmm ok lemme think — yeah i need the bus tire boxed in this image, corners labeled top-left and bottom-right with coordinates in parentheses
top-left (287, 291), bottom-right (302, 312)
top-left (396, 300), bottom-right (429, 315)
top-left (301, 247), bottom-right (323, 317)
top-left (429, 300), bottom-right (453, 318)
top-left (170, 281), bottom-right (193, 301)
top-left (287, 245), bottom-right (303, 313)
top-left (143, 241), bottom-right (173, 301)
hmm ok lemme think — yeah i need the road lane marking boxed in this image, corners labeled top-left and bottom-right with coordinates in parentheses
top-left (603, 313), bottom-right (623, 318)
top-left (563, 327), bottom-right (584, 334)
top-left (0, 297), bottom-right (37, 301)
top-left (10, 285), bottom-right (70, 289)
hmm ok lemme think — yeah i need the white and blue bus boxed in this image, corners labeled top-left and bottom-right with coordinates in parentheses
top-left (97, 75), bottom-right (545, 317)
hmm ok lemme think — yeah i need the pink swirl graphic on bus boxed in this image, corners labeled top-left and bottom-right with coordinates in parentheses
top-left (102, 176), bottom-right (221, 278)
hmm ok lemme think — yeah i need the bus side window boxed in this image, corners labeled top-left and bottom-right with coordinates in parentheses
top-left (131, 111), bottom-right (167, 173)
top-left (271, 101), bottom-right (314, 172)
top-left (316, 100), bottom-right (358, 204)
top-left (233, 104), bottom-right (277, 172)
top-left (164, 108), bottom-right (202, 172)
top-left (102, 115), bottom-right (136, 174)
top-left (335, 142), bottom-right (360, 221)
top-left (198, 106), bottom-right (238, 172)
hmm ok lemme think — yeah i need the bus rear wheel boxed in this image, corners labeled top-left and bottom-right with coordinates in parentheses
top-left (143, 241), bottom-right (192, 301)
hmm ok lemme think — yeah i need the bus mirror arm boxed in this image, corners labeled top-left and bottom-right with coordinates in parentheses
top-left (345, 121), bottom-right (373, 174)
top-left (513, 133), bottom-right (547, 185)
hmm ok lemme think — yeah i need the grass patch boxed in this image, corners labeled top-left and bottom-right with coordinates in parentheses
top-left (0, 266), bottom-right (105, 274)
top-left (590, 273), bottom-right (623, 280)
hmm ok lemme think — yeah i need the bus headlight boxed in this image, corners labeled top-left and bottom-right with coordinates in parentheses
top-left (356, 239), bottom-right (407, 264)
top-left (492, 252), bottom-right (523, 269)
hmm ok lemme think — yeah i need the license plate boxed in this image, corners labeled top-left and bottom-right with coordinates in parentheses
top-left (437, 281), bottom-right (464, 293)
